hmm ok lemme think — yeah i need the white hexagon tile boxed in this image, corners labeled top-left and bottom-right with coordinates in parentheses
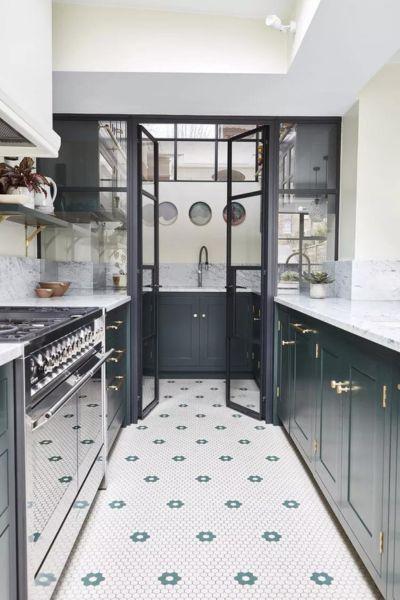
top-left (52, 379), bottom-right (381, 600)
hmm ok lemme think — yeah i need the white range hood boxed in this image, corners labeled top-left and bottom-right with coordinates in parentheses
top-left (0, 92), bottom-right (60, 158)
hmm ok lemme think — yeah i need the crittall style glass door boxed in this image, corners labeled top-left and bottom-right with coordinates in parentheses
top-left (139, 126), bottom-right (160, 418)
top-left (226, 126), bottom-right (268, 419)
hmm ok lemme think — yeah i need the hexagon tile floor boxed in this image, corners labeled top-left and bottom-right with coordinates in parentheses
top-left (53, 379), bottom-right (381, 600)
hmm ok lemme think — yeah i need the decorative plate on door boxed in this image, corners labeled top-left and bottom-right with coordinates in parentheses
top-left (159, 202), bottom-right (178, 226)
top-left (189, 202), bottom-right (212, 226)
top-left (223, 202), bottom-right (246, 226)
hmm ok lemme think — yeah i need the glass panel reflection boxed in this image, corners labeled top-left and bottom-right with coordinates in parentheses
top-left (230, 195), bottom-right (261, 267)
top-left (177, 141), bottom-right (215, 180)
top-left (229, 269), bottom-right (261, 414)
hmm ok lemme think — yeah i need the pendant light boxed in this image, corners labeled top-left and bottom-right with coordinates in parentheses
top-left (308, 159), bottom-right (328, 223)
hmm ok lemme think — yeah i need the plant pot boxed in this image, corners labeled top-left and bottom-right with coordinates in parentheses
top-left (6, 186), bottom-right (34, 208)
top-left (309, 283), bottom-right (328, 299)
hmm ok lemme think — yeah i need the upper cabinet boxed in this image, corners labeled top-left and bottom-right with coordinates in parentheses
top-left (0, 0), bottom-right (60, 157)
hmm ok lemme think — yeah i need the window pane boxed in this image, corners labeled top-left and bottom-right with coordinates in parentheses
top-left (141, 123), bottom-right (175, 138)
top-left (231, 196), bottom-right (261, 266)
top-left (218, 124), bottom-right (257, 139)
top-left (177, 124), bottom-right (216, 139)
top-left (159, 141), bottom-right (175, 181)
top-left (177, 141), bottom-right (215, 180)
top-left (142, 198), bottom-right (155, 265)
top-left (142, 134), bottom-right (155, 195)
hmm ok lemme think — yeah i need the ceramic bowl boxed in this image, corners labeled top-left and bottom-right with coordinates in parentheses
top-left (38, 281), bottom-right (70, 297)
top-left (35, 288), bottom-right (54, 298)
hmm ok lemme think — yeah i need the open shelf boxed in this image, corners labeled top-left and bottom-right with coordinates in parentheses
top-left (0, 203), bottom-right (70, 228)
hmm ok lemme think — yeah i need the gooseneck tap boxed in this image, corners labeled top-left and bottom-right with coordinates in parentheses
top-left (197, 245), bottom-right (209, 288)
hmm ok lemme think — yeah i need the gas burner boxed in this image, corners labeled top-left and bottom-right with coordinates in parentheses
top-left (0, 323), bottom-right (18, 335)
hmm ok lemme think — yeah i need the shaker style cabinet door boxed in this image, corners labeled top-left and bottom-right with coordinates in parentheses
top-left (0, 363), bottom-right (16, 600)
top-left (276, 309), bottom-right (292, 432)
top-left (159, 294), bottom-right (200, 370)
top-left (290, 318), bottom-right (319, 463)
top-left (199, 295), bottom-right (226, 369)
top-left (314, 329), bottom-right (345, 504)
top-left (388, 371), bottom-right (400, 600)
top-left (340, 342), bottom-right (390, 586)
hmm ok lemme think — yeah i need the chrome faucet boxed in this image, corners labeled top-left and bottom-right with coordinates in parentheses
top-left (285, 251), bottom-right (311, 276)
top-left (197, 245), bottom-right (209, 288)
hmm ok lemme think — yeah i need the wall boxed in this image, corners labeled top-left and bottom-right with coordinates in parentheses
top-left (53, 3), bottom-right (287, 75)
top-left (338, 102), bottom-right (358, 260)
top-left (339, 64), bottom-right (400, 261)
top-left (157, 181), bottom-right (261, 265)
top-left (290, 0), bottom-right (321, 62)
top-left (0, 0), bottom-right (53, 133)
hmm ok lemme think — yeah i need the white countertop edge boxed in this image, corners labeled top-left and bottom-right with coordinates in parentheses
top-left (0, 294), bottom-right (131, 312)
top-left (275, 295), bottom-right (400, 354)
top-left (0, 343), bottom-right (24, 367)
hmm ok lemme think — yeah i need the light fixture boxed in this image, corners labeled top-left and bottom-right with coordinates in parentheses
top-left (265, 14), bottom-right (296, 33)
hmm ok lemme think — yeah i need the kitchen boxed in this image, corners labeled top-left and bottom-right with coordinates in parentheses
top-left (1, 1), bottom-right (400, 599)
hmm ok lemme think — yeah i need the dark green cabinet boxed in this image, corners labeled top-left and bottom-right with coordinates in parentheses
top-left (290, 319), bottom-right (319, 463)
top-left (389, 374), bottom-right (400, 599)
top-left (0, 363), bottom-right (16, 600)
top-left (106, 303), bottom-right (129, 452)
top-left (314, 328), bottom-right (345, 503)
top-left (275, 305), bottom-right (392, 597)
top-left (159, 293), bottom-right (226, 374)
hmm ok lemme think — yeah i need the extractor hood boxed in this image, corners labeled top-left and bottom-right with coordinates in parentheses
top-left (0, 93), bottom-right (60, 158)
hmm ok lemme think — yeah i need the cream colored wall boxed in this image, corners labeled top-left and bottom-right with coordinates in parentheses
top-left (53, 3), bottom-right (288, 74)
top-left (338, 102), bottom-right (358, 260)
top-left (158, 182), bottom-right (261, 264)
top-left (354, 64), bottom-right (400, 259)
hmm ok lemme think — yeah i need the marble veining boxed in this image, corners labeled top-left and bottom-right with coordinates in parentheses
top-left (324, 260), bottom-right (400, 300)
top-left (275, 294), bottom-right (400, 353)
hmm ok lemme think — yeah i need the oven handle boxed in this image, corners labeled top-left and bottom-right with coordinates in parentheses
top-left (30, 348), bottom-right (114, 431)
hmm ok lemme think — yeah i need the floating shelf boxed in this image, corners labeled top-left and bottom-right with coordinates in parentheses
top-left (0, 203), bottom-right (70, 228)
top-left (54, 208), bottom-right (127, 224)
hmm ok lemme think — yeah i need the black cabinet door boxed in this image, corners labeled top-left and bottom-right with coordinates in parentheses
top-left (290, 318), bottom-right (319, 463)
top-left (341, 342), bottom-right (390, 582)
top-left (199, 294), bottom-right (226, 369)
top-left (315, 328), bottom-right (345, 503)
top-left (0, 363), bottom-right (16, 600)
top-left (276, 308), bottom-right (292, 431)
top-left (389, 370), bottom-right (400, 600)
top-left (159, 294), bottom-right (200, 369)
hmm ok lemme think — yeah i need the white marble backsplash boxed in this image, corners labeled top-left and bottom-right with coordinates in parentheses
top-left (324, 260), bottom-right (400, 300)
top-left (159, 263), bottom-right (226, 288)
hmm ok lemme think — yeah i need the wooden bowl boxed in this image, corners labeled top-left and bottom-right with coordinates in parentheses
top-left (35, 288), bottom-right (54, 298)
top-left (38, 281), bottom-right (70, 297)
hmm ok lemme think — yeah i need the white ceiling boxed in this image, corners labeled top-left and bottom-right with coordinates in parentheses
top-left (53, 0), bottom-right (296, 20)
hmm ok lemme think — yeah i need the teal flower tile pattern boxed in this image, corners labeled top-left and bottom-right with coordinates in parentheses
top-left (35, 572), bottom-right (57, 587)
top-left (196, 531), bottom-right (216, 542)
top-left (158, 572), bottom-right (181, 586)
top-left (130, 531), bottom-right (150, 543)
top-left (310, 572), bottom-right (334, 586)
top-left (81, 572), bottom-right (105, 587)
top-left (49, 455), bottom-right (62, 462)
top-left (52, 378), bottom-right (378, 600)
top-left (234, 571), bottom-right (258, 586)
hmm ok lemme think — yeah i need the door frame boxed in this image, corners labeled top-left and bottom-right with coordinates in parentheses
top-left (225, 125), bottom-right (269, 420)
top-left (137, 125), bottom-right (160, 419)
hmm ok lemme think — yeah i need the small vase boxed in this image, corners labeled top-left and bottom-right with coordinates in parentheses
top-left (35, 177), bottom-right (58, 214)
top-left (7, 186), bottom-right (35, 208)
top-left (310, 283), bottom-right (328, 299)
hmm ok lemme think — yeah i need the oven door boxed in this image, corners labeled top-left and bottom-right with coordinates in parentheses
top-left (25, 346), bottom-right (113, 582)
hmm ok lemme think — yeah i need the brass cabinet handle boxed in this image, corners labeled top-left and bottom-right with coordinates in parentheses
top-left (107, 375), bottom-right (125, 392)
top-left (107, 349), bottom-right (126, 364)
top-left (282, 340), bottom-right (295, 346)
top-left (106, 325), bottom-right (118, 331)
top-left (336, 383), bottom-right (350, 394)
top-left (290, 323), bottom-right (317, 335)
top-left (106, 320), bottom-right (124, 331)
top-left (114, 320), bottom-right (124, 325)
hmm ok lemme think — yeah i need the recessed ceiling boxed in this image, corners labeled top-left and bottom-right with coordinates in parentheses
top-left (53, 0), bottom-right (296, 20)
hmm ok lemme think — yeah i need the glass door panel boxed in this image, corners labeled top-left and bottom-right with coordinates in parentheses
top-left (226, 126), bottom-right (268, 419)
top-left (139, 127), bottom-right (159, 418)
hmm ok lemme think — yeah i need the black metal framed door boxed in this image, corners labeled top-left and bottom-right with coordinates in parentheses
top-left (226, 126), bottom-right (269, 419)
top-left (138, 126), bottom-right (160, 418)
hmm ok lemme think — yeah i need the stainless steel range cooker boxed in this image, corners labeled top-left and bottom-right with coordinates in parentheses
top-left (0, 307), bottom-right (113, 600)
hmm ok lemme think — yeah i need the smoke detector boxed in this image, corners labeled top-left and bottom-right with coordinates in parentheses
top-left (265, 14), bottom-right (296, 33)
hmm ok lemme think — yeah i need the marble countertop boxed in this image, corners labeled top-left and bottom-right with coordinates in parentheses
top-left (160, 287), bottom-right (260, 294)
top-left (0, 343), bottom-right (24, 367)
top-left (0, 290), bottom-right (131, 312)
top-left (275, 295), bottom-right (400, 353)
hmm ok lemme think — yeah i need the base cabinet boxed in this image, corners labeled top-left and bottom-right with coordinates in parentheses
top-left (276, 305), bottom-right (393, 597)
top-left (0, 363), bottom-right (16, 600)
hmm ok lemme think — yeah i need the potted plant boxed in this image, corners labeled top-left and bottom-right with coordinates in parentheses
top-left (302, 271), bottom-right (334, 299)
top-left (278, 270), bottom-right (300, 294)
top-left (0, 157), bottom-right (49, 209)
